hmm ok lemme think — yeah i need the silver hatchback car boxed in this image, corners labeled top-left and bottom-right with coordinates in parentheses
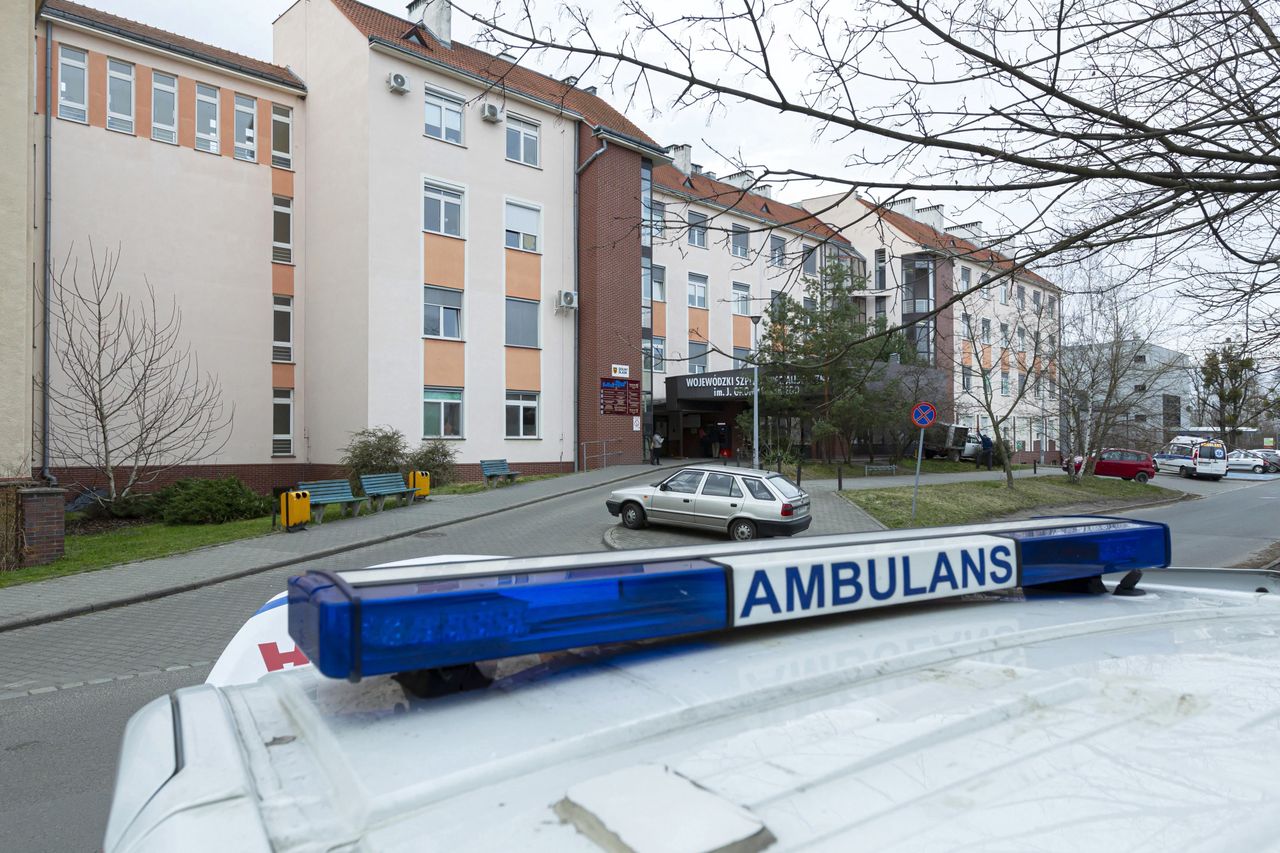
top-left (606, 465), bottom-right (812, 540)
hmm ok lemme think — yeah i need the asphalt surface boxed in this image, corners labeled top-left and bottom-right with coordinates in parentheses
top-left (2, 468), bottom-right (1277, 852)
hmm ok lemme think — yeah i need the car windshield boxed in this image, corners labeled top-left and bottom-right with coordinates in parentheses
top-left (767, 474), bottom-right (802, 498)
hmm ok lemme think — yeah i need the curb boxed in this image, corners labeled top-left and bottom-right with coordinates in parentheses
top-left (0, 463), bottom-right (688, 635)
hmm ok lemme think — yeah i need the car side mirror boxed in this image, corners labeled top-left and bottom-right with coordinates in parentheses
top-left (658, 482), bottom-right (670, 491)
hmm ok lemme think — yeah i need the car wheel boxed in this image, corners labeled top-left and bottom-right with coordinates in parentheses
top-left (1252, 465), bottom-right (1263, 474)
top-left (728, 518), bottom-right (757, 541)
top-left (1135, 471), bottom-right (1149, 484)
top-left (1212, 476), bottom-right (1224, 481)
top-left (621, 502), bottom-right (647, 530)
top-left (1179, 466), bottom-right (1191, 479)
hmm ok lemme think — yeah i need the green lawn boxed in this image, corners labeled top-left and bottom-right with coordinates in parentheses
top-left (843, 475), bottom-right (1168, 529)
top-left (793, 458), bottom-right (1031, 481)
top-left (0, 515), bottom-right (275, 588)
top-left (432, 472), bottom-right (566, 495)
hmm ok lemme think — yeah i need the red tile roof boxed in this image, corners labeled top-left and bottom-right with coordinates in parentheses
top-left (861, 200), bottom-right (1054, 287)
top-left (654, 165), bottom-right (849, 244)
top-left (330, 0), bottom-right (657, 147)
top-left (42, 0), bottom-right (306, 91)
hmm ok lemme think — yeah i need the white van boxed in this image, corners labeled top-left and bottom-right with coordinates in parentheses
top-left (1154, 435), bottom-right (1228, 480)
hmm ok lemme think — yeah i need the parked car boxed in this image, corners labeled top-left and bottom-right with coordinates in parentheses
top-left (1154, 435), bottom-right (1227, 480)
top-left (606, 465), bottom-right (811, 540)
top-left (1256, 449), bottom-right (1280, 470)
top-left (959, 432), bottom-right (984, 461)
top-left (922, 422), bottom-right (970, 460)
top-left (1226, 449), bottom-right (1280, 474)
top-left (1062, 448), bottom-right (1157, 483)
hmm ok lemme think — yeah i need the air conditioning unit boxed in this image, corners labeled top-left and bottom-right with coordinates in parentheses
top-left (480, 103), bottom-right (503, 123)
top-left (386, 72), bottom-right (409, 94)
top-left (556, 290), bottom-right (579, 310)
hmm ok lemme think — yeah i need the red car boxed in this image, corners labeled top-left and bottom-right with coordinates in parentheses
top-left (1063, 448), bottom-right (1157, 483)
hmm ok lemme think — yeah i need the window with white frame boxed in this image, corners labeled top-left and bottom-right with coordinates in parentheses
top-left (195, 83), bottom-right (219, 153)
top-left (505, 115), bottom-right (539, 166)
top-left (731, 224), bottom-right (749, 258)
top-left (423, 387), bottom-right (462, 438)
top-left (651, 265), bottom-right (666, 302)
top-left (651, 336), bottom-right (666, 372)
top-left (234, 94), bottom-right (256, 160)
top-left (651, 201), bottom-right (666, 238)
top-left (505, 392), bottom-right (539, 438)
top-left (770, 234), bottom-right (786, 266)
top-left (733, 282), bottom-right (751, 315)
top-left (961, 313), bottom-right (973, 341)
top-left (688, 341), bottom-right (709, 374)
top-left (272, 295), bottom-right (293, 362)
top-left (960, 266), bottom-right (971, 291)
top-left (874, 249), bottom-right (887, 289)
top-left (424, 87), bottom-right (464, 144)
top-left (423, 286), bottom-right (462, 338)
top-left (423, 182), bottom-right (463, 237)
top-left (1001, 371), bottom-right (1010, 396)
top-left (271, 104), bottom-right (292, 167)
top-left (58, 46), bottom-right (88, 122)
top-left (504, 201), bottom-right (540, 252)
top-left (688, 211), bottom-right (707, 248)
top-left (980, 318), bottom-right (991, 345)
top-left (1018, 326), bottom-right (1027, 352)
top-left (1047, 295), bottom-right (1056, 318)
top-left (151, 72), bottom-right (177, 143)
top-left (1016, 284), bottom-right (1026, 308)
top-left (687, 273), bottom-right (708, 308)
top-left (1032, 289), bottom-right (1042, 313)
top-left (875, 295), bottom-right (887, 318)
top-left (273, 196), bottom-right (292, 263)
top-left (962, 366), bottom-right (973, 391)
top-left (505, 297), bottom-right (539, 347)
top-left (733, 347), bottom-right (751, 369)
top-left (1000, 322), bottom-right (1010, 347)
top-left (106, 59), bottom-right (134, 133)
top-left (272, 389), bottom-right (293, 455)
top-left (802, 244), bottom-right (818, 276)
top-left (1000, 281), bottom-right (1009, 304)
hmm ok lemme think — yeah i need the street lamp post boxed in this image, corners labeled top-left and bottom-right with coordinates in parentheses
top-left (751, 315), bottom-right (763, 469)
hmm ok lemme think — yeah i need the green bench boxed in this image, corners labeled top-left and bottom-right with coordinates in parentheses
top-left (359, 473), bottom-right (419, 511)
top-left (480, 458), bottom-right (521, 487)
top-left (298, 479), bottom-right (366, 524)
top-left (864, 464), bottom-right (898, 476)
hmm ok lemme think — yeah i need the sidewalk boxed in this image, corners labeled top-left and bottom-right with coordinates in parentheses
top-left (0, 462), bottom-right (685, 633)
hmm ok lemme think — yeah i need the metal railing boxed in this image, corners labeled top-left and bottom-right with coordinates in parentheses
top-left (580, 439), bottom-right (625, 471)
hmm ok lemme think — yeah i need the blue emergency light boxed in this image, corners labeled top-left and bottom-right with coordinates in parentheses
top-left (288, 517), bottom-right (1170, 681)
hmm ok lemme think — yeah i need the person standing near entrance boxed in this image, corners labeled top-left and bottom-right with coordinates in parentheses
top-left (650, 431), bottom-right (664, 466)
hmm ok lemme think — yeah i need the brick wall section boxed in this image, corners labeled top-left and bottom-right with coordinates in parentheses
top-left (20, 487), bottom-right (66, 566)
top-left (576, 127), bottom-right (645, 466)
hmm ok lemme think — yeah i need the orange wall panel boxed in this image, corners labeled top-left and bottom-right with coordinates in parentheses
top-left (688, 307), bottom-right (709, 343)
top-left (504, 249), bottom-right (541, 300)
top-left (87, 51), bottom-right (106, 128)
top-left (961, 340), bottom-right (973, 367)
top-left (135, 64), bottom-right (151, 138)
top-left (272, 363), bottom-right (295, 388)
top-left (505, 347), bottom-right (541, 392)
top-left (981, 344), bottom-right (993, 370)
top-left (177, 77), bottom-right (195, 148)
top-left (423, 233), bottom-right (465, 289)
top-left (732, 314), bottom-right (751, 349)
top-left (272, 263), bottom-right (294, 296)
top-left (257, 99), bottom-right (272, 166)
top-left (271, 167), bottom-right (294, 198)
top-left (651, 302), bottom-right (666, 338)
top-left (219, 88), bottom-right (234, 157)
top-left (424, 338), bottom-right (465, 387)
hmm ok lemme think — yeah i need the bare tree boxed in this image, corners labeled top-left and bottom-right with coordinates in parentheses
top-left (460, 0), bottom-right (1280, 348)
top-left (43, 243), bottom-right (233, 503)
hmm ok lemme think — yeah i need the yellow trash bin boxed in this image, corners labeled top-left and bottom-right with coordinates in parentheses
top-left (280, 490), bottom-right (311, 532)
top-left (408, 470), bottom-right (431, 497)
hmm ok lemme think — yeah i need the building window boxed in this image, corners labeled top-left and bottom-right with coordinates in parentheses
top-left (643, 264), bottom-right (666, 304)
top-left (1000, 282), bottom-right (1009, 304)
top-left (58, 46), bottom-right (88, 122)
top-left (424, 388), bottom-right (462, 438)
top-left (651, 201), bottom-right (666, 238)
top-left (688, 273), bottom-right (708, 309)
top-left (802, 245), bottom-right (819, 276)
top-left (504, 201), bottom-right (541, 252)
top-left (962, 366), bottom-right (973, 391)
top-left (272, 389), bottom-right (293, 455)
top-left (272, 296), bottom-right (293, 362)
top-left (1047, 295), bottom-right (1056, 318)
top-left (273, 196), bottom-right (292, 263)
top-left (688, 211), bottom-right (708, 248)
top-left (1000, 322), bottom-right (1009, 347)
top-left (689, 341), bottom-right (709, 374)
top-left (505, 392), bottom-right (539, 438)
top-left (733, 282), bottom-right (751, 315)
top-left (424, 88), bottom-right (464, 144)
top-left (424, 182), bottom-right (464, 237)
top-left (651, 336), bottom-right (666, 372)
top-left (962, 313), bottom-right (973, 341)
top-left (106, 59), bottom-right (134, 133)
top-left (505, 297), bottom-right (539, 347)
top-left (195, 83), bottom-right (219, 153)
top-left (151, 72), bottom-right (178, 143)
top-left (769, 234), bottom-right (786, 267)
top-left (505, 115), bottom-right (539, 166)
top-left (271, 104), bottom-right (292, 168)
top-left (1032, 289), bottom-right (1042, 313)
top-left (980, 318), bottom-right (991, 345)
top-left (874, 249), bottom-right (886, 290)
top-left (960, 266), bottom-right (971, 291)
top-left (1016, 284), bottom-right (1026, 308)
top-left (234, 94), bottom-right (256, 160)
top-left (731, 224), bottom-right (749, 258)
top-left (1001, 371), bottom-right (1010, 396)
top-left (423, 286), bottom-right (462, 338)
top-left (875, 296), bottom-right (887, 318)
top-left (1135, 383), bottom-right (1147, 393)
top-left (1018, 326), bottom-right (1026, 352)
top-left (1133, 353), bottom-right (1147, 364)
top-left (733, 347), bottom-right (752, 369)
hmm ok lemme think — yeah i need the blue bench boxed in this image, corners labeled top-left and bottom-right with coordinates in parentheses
top-left (480, 458), bottom-right (521, 487)
top-left (298, 479), bottom-right (366, 524)
top-left (359, 473), bottom-right (419, 511)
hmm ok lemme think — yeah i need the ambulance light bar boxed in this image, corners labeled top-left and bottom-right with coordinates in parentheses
top-left (287, 517), bottom-right (1170, 681)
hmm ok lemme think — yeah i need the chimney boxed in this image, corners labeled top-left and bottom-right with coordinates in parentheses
top-left (721, 170), bottom-right (754, 190)
top-left (916, 203), bottom-right (945, 233)
top-left (665, 144), bottom-right (692, 174)
top-left (756, 185), bottom-right (771, 199)
top-left (885, 196), bottom-right (916, 217)
top-left (690, 163), bottom-right (703, 175)
top-left (952, 221), bottom-right (986, 244)
top-left (561, 75), bottom-right (579, 87)
top-left (704, 170), bottom-right (717, 180)
top-left (407, 0), bottom-right (451, 46)
top-left (584, 85), bottom-right (597, 95)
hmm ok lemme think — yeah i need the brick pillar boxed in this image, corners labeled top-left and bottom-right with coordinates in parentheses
top-left (576, 128), bottom-right (645, 466)
top-left (19, 486), bottom-right (66, 566)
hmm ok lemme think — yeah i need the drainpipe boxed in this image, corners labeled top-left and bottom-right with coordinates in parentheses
top-left (40, 20), bottom-right (55, 485)
top-left (573, 132), bottom-right (608, 472)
